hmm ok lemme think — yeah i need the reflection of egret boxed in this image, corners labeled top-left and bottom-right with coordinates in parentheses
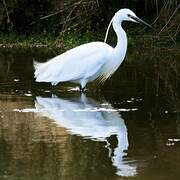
top-left (35, 94), bottom-right (137, 177)
top-left (34, 9), bottom-right (154, 90)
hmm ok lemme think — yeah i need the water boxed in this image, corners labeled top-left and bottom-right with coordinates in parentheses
top-left (0, 47), bottom-right (180, 180)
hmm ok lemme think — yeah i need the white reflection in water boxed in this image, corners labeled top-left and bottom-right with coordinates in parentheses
top-left (35, 94), bottom-right (137, 177)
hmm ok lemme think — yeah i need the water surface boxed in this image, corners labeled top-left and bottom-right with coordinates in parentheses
top-left (0, 47), bottom-right (180, 180)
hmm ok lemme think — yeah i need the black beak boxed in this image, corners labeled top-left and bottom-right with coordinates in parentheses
top-left (128, 14), bottom-right (156, 31)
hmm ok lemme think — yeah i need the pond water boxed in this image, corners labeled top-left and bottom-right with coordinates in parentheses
top-left (0, 47), bottom-right (180, 180)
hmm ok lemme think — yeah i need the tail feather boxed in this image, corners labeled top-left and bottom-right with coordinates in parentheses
top-left (33, 60), bottom-right (46, 78)
top-left (33, 60), bottom-right (57, 83)
top-left (33, 57), bottom-right (64, 84)
top-left (33, 60), bottom-right (42, 71)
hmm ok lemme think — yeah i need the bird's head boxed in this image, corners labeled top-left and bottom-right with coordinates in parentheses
top-left (114, 9), bottom-right (137, 22)
top-left (104, 8), bottom-right (155, 43)
top-left (114, 8), bottom-right (154, 29)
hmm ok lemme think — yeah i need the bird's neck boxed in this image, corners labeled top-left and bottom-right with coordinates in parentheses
top-left (113, 22), bottom-right (127, 57)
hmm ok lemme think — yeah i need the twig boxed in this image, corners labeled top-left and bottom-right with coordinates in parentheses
top-left (30, 0), bottom-right (86, 25)
top-left (175, 23), bottom-right (180, 37)
top-left (30, 9), bottom-right (65, 25)
top-left (167, 31), bottom-right (176, 45)
top-left (158, 3), bottom-right (180, 35)
top-left (2, 0), bottom-right (11, 24)
top-left (151, 1), bottom-right (167, 25)
top-left (39, 10), bottom-right (64, 20)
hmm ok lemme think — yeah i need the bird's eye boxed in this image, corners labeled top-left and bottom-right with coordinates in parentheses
top-left (127, 14), bottom-right (131, 17)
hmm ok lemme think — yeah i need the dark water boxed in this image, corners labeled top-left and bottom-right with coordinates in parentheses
top-left (0, 47), bottom-right (180, 180)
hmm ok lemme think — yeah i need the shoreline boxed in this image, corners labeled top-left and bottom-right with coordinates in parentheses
top-left (0, 33), bottom-right (179, 49)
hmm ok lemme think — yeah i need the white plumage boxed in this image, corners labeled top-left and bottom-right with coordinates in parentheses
top-left (34, 8), bottom-right (153, 90)
top-left (34, 42), bottom-right (113, 86)
top-left (35, 94), bottom-right (137, 177)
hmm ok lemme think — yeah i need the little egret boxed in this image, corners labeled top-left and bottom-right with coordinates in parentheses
top-left (35, 94), bottom-right (137, 176)
top-left (34, 8), bottom-right (154, 90)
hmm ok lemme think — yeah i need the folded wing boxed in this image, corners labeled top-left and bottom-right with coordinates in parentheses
top-left (34, 42), bottom-right (110, 85)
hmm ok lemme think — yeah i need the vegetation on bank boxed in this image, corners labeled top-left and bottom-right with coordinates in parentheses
top-left (0, 31), bottom-right (97, 49)
top-left (0, 30), bottom-right (179, 50)
top-left (0, 0), bottom-right (179, 48)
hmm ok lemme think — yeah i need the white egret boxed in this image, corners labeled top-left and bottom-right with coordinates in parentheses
top-left (34, 8), bottom-right (154, 90)
top-left (35, 94), bottom-right (138, 177)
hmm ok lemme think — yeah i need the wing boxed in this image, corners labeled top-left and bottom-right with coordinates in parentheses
top-left (34, 42), bottom-right (111, 84)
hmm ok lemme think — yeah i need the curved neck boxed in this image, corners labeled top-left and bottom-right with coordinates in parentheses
top-left (113, 21), bottom-right (127, 55)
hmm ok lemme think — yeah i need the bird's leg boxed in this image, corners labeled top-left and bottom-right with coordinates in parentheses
top-left (79, 80), bottom-right (87, 92)
top-left (79, 85), bottom-right (85, 92)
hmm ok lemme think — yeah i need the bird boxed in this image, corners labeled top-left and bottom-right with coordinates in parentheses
top-left (35, 93), bottom-right (137, 176)
top-left (34, 8), bottom-right (154, 91)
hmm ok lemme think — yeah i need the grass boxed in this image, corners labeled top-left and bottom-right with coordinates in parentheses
top-left (0, 31), bottom-right (99, 49)
top-left (0, 33), bottom-right (55, 48)
top-left (0, 29), bottom-right (179, 50)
